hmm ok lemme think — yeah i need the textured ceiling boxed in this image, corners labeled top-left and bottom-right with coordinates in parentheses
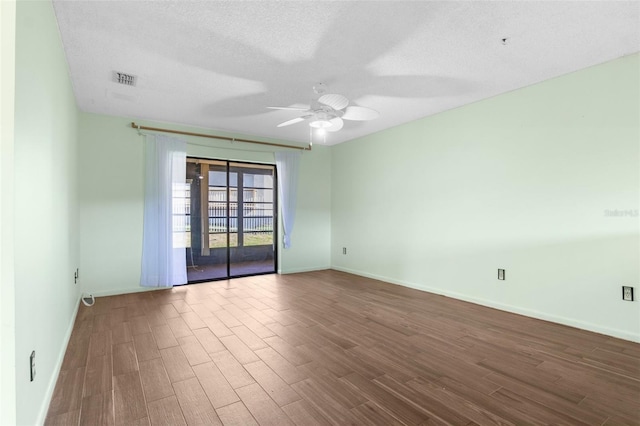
top-left (52, 1), bottom-right (639, 146)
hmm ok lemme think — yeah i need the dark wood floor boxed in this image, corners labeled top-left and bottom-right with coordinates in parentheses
top-left (45, 270), bottom-right (640, 425)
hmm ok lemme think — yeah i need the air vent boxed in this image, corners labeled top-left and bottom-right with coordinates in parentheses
top-left (113, 71), bottom-right (136, 86)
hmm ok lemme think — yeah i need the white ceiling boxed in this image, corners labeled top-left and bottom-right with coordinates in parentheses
top-left (52, 1), bottom-right (640, 146)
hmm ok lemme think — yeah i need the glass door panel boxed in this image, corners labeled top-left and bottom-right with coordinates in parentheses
top-left (186, 160), bottom-right (229, 282)
top-left (186, 158), bottom-right (276, 283)
top-left (229, 163), bottom-right (276, 277)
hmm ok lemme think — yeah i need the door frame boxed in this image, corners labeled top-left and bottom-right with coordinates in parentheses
top-left (185, 157), bottom-right (278, 283)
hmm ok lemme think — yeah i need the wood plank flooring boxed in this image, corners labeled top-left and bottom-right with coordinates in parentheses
top-left (45, 270), bottom-right (640, 425)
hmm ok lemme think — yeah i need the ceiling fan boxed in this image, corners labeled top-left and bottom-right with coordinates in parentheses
top-left (268, 83), bottom-right (379, 133)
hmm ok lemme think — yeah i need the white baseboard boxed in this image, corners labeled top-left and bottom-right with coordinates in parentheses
top-left (87, 286), bottom-right (162, 298)
top-left (279, 265), bottom-right (330, 275)
top-left (37, 295), bottom-right (81, 426)
top-left (332, 266), bottom-right (640, 344)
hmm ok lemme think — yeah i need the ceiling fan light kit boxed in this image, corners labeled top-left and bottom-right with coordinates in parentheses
top-left (309, 120), bottom-right (332, 129)
top-left (309, 112), bottom-right (333, 129)
top-left (269, 83), bottom-right (379, 137)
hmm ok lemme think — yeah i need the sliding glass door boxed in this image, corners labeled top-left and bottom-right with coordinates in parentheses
top-left (185, 158), bottom-right (277, 282)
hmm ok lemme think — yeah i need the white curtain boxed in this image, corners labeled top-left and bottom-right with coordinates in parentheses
top-left (140, 134), bottom-right (187, 287)
top-left (275, 151), bottom-right (301, 249)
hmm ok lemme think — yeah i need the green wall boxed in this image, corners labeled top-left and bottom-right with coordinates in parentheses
top-left (13, 0), bottom-right (81, 424)
top-left (78, 114), bottom-right (331, 297)
top-left (331, 54), bottom-right (640, 342)
top-left (1, 0), bottom-right (17, 424)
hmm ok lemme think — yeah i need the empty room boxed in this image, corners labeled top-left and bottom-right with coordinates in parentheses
top-left (1, 0), bottom-right (639, 425)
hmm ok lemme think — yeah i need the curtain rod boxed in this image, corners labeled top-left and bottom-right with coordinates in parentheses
top-left (131, 122), bottom-right (311, 151)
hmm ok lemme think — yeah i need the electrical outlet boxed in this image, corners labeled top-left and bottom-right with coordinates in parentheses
top-left (30, 351), bottom-right (36, 382)
top-left (622, 286), bottom-right (634, 301)
top-left (342, 247), bottom-right (347, 255)
top-left (498, 269), bottom-right (505, 280)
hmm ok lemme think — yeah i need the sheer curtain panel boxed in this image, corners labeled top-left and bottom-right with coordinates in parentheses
top-left (140, 134), bottom-right (187, 287)
top-left (275, 151), bottom-right (301, 249)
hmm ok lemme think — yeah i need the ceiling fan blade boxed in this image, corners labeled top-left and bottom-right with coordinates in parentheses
top-left (342, 105), bottom-right (379, 121)
top-left (277, 116), bottom-right (307, 127)
top-left (267, 106), bottom-right (309, 111)
top-left (326, 117), bottom-right (344, 132)
top-left (318, 94), bottom-right (349, 111)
